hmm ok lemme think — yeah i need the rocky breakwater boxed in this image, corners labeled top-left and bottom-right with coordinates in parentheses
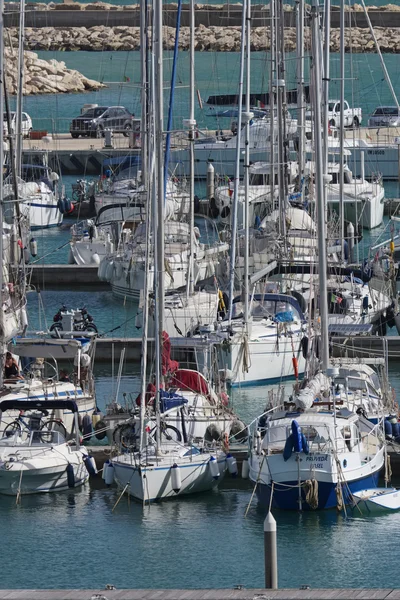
top-left (4, 47), bottom-right (106, 94)
top-left (5, 24), bottom-right (400, 53)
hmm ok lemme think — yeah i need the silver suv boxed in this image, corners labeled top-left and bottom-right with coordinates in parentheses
top-left (70, 106), bottom-right (135, 138)
top-left (368, 106), bottom-right (400, 128)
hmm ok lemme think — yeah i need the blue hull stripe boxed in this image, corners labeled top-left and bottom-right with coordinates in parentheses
top-left (256, 472), bottom-right (380, 510)
top-left (230, 372), bottom-right (305, 388)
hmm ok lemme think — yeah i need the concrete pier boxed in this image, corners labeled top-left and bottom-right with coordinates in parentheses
top-left (0, 589), bottom-right (399, 600)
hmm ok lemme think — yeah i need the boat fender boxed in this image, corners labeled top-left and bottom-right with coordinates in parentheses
top-left (80, 354), bottom-right (91, 368)
top-left (115, 262), bottom-right (123, 279)
top-left (82, 414), bottom-right (93, 440)
top-left (255, 431), bottom-right (262, 454)
top-left (102, 460), bottom-right (110, 481)
top-left (209, 456), bottom-right (220, 480)
top-left (226, 453), bottom-right (238, 478)
top-left (94, 419), bottom-right (107, 441)
top-left (283, 434), bottom-right (294, 461)
top-left (91, 253), bottom-right (100, 266)
top-left (105, 260), bottom-right (114, 282)
top-left (57, 198), bottom-right (66, 214)
top-left (23, 247), bottom-right (30, 264)
top-left (300, 336), bottom-right (308, 360)
top-left (92, 410), bottom-right (102, 426)
top-left (292, 420), bottom-right (303, 452)
top-left (29, 238), bottom-right (38, 257)
top-left (84, 455), bottom-right (98, 476)
top-left (362, 295), bottom-right (369, 311)
top-left (292, 356), bottom-right (299, 379)
top-left (384, 419), bottom-right (393, 438)
top-left (98, 258), bottom-right (108, 281)
top-left (104, 462), bottom-right (115, 486)
top-left (171, 463), bottom-right (182, 493)
top-left (64, 198), bottom-right (72, 214)
top-left (209, 197), bottom-right (219, 219)
top-left (66, 463), bottom-right (75, 488)
top-left (387, 305), bottom-right (396, 329)
top-left (391, 421), bottom-right (400, 439)
top-left (241, 459), bottom-right (249, 479)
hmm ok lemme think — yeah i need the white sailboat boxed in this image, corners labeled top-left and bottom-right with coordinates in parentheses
top-left (0, 399), bottom-right (95, 495)
top-left (248, 0), bottom-right (385, 510)
top-left (110, 0), bottom-right (228, 503)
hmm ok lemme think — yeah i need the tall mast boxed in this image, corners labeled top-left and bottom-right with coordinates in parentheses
top-left (16, 0), bottom-right (24, 179)
top-left (339, 0), bottom-right (345, 258)
top-left (243, 0), bottom-right (251, 327)
top-left (269, 0), bottom-right (275, 209)
top-left (276, 0), bottom-right (286, 239)
top-left (0, 0), bottom-right (4, 386)
top-left (227, 0), bottom-right (247, 323)
top-left (322, 0), bottom-right (331, 182)
top-left (295, 0), bottom-right (305, 184)
top-left (186, 0), bottom-right (195, 298)
top-left (311, 0), bottom-right (329, 371)
top-left (154, 0), bottom-right (165, 450)
top-left (140, 0), bottom-right (148, 182)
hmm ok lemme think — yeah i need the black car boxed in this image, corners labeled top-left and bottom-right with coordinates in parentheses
top-left (70, 106), bottom-right (135, 138)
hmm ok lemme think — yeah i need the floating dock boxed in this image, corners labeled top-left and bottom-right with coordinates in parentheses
top-left (29, 264), bottom-right (108, 290)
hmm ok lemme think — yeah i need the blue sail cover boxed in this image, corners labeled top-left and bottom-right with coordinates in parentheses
top-left (159, 390), bottom-right (188, 414)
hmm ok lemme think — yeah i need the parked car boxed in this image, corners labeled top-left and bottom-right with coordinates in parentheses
top-left (368, 106), bottom-right (400, 128)
top-left (69, 106), bottom-right (135, 138)
top-left (3, 111), bottom-right (33, 137)
top-left (326, 100), bottom-right (362, 128)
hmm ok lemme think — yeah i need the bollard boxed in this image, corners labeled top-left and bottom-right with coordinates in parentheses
top-left (264, 511), bottom-right (278, 589)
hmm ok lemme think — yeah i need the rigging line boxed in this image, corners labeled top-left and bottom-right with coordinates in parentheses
top-left (30, 240), bottom-right (70, 265)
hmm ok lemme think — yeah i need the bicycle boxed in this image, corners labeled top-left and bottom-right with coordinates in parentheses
top-left (112, 420), bottom-right (182, 450)
top-left (3, 409), bottom-right (67, 439)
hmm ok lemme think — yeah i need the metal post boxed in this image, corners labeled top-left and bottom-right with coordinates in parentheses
top-left (186, 0), bottom-right (196, 298)
top-left (296, 0), bottom-right (305, 185)
top-left (264, 512), bottom-right (278, 589)
top-left (322, 0), bottom-right (331, 222)
top-left (140, 0), bottom-right (148, 182)
top-left (16, 0), bottom-right (25, 179)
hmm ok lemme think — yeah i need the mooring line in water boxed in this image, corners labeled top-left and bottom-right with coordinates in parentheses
top-left (112, 483), bottom-right (130, 512)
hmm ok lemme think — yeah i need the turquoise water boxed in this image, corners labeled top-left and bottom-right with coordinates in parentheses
top-left (1, 363), bottom-right (400, 590)
top-left (16, 51), bottom-right (400, 136)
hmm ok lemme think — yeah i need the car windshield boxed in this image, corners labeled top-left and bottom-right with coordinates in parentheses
top-left (328, 103), bottom-right (336, 111)
top-left (81, 107), bottom-right (108, 118)
top-left (3, 112), bottom-right (15, 120)
top-left (382, 107), bottom-right (399, 116)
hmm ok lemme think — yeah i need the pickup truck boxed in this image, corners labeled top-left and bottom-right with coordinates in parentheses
top-left (327, 100), bottom-right (362, 128)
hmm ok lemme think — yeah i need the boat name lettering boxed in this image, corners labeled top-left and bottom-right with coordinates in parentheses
top-left (306, 455), bottom-right (328, 462)
top-left (367, 150), bottom-right (385, 155)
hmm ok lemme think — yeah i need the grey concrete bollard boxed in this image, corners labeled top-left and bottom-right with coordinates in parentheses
top-left (264, 511), bottom-right (278, 589)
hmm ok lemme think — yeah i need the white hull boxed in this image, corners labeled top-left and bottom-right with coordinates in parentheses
top-left (0, 461), bottom-right (89, 495)
top-left (353, 488), bottom-right (400, 512)
top-left (112, 450), bottom-right (227, 502)
top-left (344, 145), bottom-right (399, 181)
top-left (19, 196), bottom-right (63, 230)
top-left (70, 240), bottom-right (108, 265)
top-left (218, 334), bottom-right (306, 386)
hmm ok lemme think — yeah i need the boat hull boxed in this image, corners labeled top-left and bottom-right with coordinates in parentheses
top-left (112, 454), bottom-right (227, 502)
top-left (0, 461), bottom-right (89, 495)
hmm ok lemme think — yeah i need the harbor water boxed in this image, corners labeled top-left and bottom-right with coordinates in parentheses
top-left (1, 363), bottom-right (400, 590)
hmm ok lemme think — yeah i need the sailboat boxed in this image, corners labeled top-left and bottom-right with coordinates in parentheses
top-left (248, 0), bottom-right (384, 510)
top-left (109, 0), bottom-right (227, 503)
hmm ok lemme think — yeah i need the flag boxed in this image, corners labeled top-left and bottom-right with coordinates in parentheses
top-left (256, 99), bottom-right (265, 109)
top-left (123, 75), bottom-right (130, 82)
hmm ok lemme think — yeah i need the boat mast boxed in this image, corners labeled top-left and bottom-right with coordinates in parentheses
top-left (140, 0), bottom-right (148, 182)
top-left (243, 0), bottom-right (251, 327)
top-left (154, 0), bottom-right (164, 450)
top-left (0, 0), bottom-right (4, 387)
top-left (269, 0), bottom-right (275, 209)
top-left (16, 0), bottom-right (24, 179)
top-left (186, 0), bottom-right (196, 298)
top-left (227, 0), bottom-right (247, 323)
top-left (311, 0), bottom-right (329, 370)
top-left (295, 0), bottom-right (305, 187)
top-left (322, 0), bottom-right (331, 181)
top-left (339, 0), bottom-right (345, 258)
top-left (276, 0), bottom-right (286, 240)
top-left (359, 0), bottom-right (399, 112)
